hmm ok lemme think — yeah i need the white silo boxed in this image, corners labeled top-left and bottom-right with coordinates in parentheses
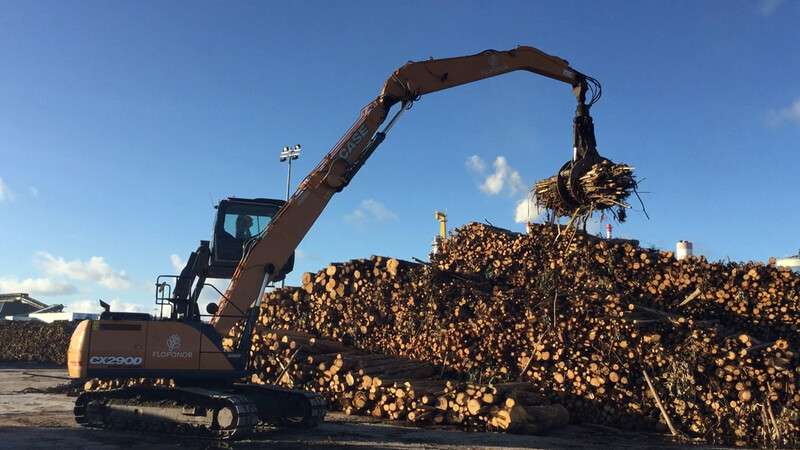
top-left (676, 241), bottom-right (693, 260)
top-left (431, 237), bottom-right (441, 255)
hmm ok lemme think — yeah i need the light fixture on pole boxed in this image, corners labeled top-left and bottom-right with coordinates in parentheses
top-left (279, 144), bottom-right (301, 201)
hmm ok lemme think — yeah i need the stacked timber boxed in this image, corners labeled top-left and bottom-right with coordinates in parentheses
top-left (238, 328), bottom-right (567, 433)
top-left (0, 320), bottom-right (77, 364)
top-left (252, 223), bottom-right (798, 448)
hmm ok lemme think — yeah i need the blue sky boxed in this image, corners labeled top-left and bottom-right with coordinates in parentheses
top-left (1, 0), bottom-right (798, 313)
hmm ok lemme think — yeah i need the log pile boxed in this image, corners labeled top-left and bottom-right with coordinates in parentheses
top-left (238, 328), bottom-right (568, 433)
top-left (0, 320), bottom-right (77, 364)
top-left (253, 223), bottom-right (798, 448)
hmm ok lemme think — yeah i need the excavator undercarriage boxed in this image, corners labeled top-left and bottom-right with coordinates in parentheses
top-left (75, 384), bottom-right (326, 438)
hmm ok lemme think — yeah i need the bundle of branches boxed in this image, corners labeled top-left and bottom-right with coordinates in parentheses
top-left (534, 161), bottom-right (638, 225)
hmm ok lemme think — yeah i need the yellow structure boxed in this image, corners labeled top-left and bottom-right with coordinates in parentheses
top-left (435, 211), bottom-right (447, 240)
top-left (434, 211), bottom-right (447, 252)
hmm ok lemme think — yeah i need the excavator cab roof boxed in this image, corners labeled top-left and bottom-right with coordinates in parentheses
top-left (209, 197), bottom-right (289, 279)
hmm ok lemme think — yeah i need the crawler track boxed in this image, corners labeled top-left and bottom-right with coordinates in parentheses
top-left (74, 385), bottom-right (325, 439)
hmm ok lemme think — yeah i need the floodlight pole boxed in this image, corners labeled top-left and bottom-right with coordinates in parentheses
top-left (286, 159), bottom-right (292, 200)
top-left (279, 144), bottom-right (302, 288)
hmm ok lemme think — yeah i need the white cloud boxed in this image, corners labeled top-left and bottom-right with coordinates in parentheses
top-left (0, 177), bottom-right (14, 202)
top-left (768, 98), bottom-right (800, 127)
top-left (64, 298), bottom-right (144, 314)
top-left (170, 254), bottom-right (185, 272)
top-left (296, 247), bottom-right (322, 263)
top-left (466, 155), bottom-right (527, 196)
top-left (29, 186), bottom-right (39, 198)
top-left (468, 155), bottom-right (537, 226)
top-left (758, 0), bottom-right (784, 15)
top-left (0, 277), bottom-right (77, 296)
top-left (514, 195), bottom-right (545, 224)
top-left (344, 199), bottom-right (398, 225)
top-left (465, 155), bottom-right (486, 173)
top-left (35, 252), bottom-right (131, 290)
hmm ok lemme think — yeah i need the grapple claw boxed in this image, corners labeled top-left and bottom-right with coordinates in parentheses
top-left (555, 152), bottom-right (610, 210)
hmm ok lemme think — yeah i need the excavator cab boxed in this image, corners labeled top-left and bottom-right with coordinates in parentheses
top-left (153, 197), bottom-right (295, 322)
top-left (209, 197), bottom-right (294, 279)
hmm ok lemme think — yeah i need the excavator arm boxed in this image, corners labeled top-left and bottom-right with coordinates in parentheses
top-left (380, 46), bottom-right (579, 104)
top-left (211, 45), bottom-right (599, 334)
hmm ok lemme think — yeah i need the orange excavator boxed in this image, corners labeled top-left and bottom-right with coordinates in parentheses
top-left (67, 44), bottom-right (607, 438)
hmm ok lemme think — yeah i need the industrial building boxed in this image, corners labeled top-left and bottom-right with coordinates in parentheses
top-left (0, 292), bottom-right (97, 322)
top-left (0, 293), bottom-right (48, 317)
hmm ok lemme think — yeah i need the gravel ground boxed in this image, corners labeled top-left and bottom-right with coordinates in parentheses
top-left (0, 363), bottom-right (731, 450)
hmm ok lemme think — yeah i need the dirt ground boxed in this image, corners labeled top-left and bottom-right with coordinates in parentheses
top-left (0, 363), bottom-right (731, 450)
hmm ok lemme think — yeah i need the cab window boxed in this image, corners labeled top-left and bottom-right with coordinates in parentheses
top-left (223, 213), bottom-right (272, 240)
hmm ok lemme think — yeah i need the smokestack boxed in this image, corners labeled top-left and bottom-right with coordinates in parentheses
top-left (605, 223), bottom-right (612, 239)
top-left (526, 222), bottom-right (533, 235)
top-left (676, 240), bottom-right (693, 260)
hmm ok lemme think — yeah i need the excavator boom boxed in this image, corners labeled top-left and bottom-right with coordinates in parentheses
top-left (212, 46), bottom-right (591, 334)
top-left (380, 46), bottom-right (579, 103)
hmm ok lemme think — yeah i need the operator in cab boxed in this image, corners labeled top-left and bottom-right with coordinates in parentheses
top-left (235, 214), bottom-right (253, 240)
